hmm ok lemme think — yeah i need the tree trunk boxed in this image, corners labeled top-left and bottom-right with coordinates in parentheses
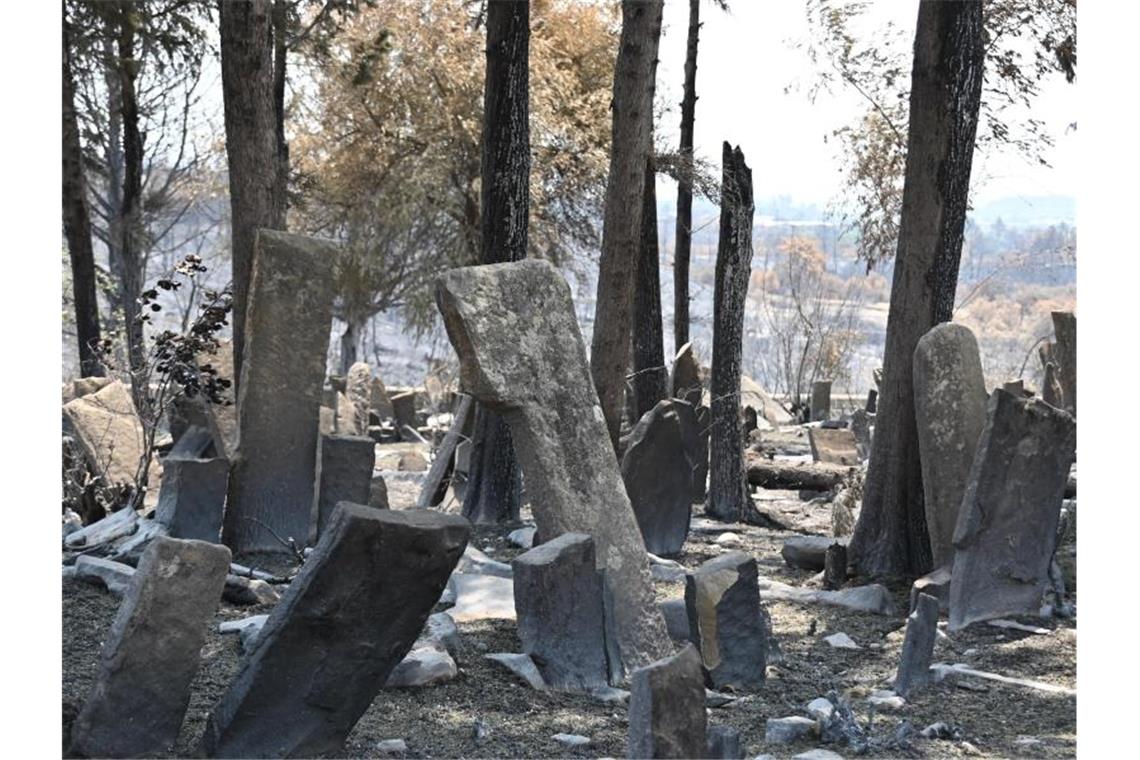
top-left (631, 157), bottom-right (667, 422)
top-left (339, 318), bottom-right (362, 375)
top-left (673, 0), bottom-right (700, 352)
top-left (63, 15), bottom-right (104, 378)
top-left (101, 33), bottom-right (125, 325)
top-left (590, 0), bottom-right (664, 450)
top-left (116, 1), bottom-right (146, 393)
top-left (848, 0), bottom-right (985, 579)
top-left (272, 0), bottom-right (289, 208)
top-left (707, 143), bottom-right (760, 524)
top-left (220, 0), bottom-right (286, 386)
top-left (462, 0), bottom-right (530, 525)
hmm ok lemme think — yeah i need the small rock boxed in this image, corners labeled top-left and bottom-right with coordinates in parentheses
top-left (705, 689), bottom-right (737, 708)
top-left (74, 556), bottom-right (136, 596)
top-left (552, 733), bottom-right (590, 749)
top-left (588, 685), bottom-right (630, 704)
top-left (806, 697), bottom-right (834, 723)
top-left (920, 722), bottom-right (959, 740)
top-left (63, 509), bottom-right (83, 538)
top-left (765, 716), bottom-right (818, 744)
top-left (218, 614), bottom-right (268, 652)
top-left (961, 740), bottom-right (982, 755)
top-left (457, 545), bottom-right (513, 578)
top-left (485, 652), bottom-right (546, 690)
top-left (706, 725), bottom-right (744, 759)
top-left (715, 532), bottom-right (742, 545)
top-left (423, 611), bottom-right (461, 655)
top-left (223, 575), bottom-right (281, 606)
top-left (651, 564), bottom-right (686, 583)
top-left (793, 751), bottom-right (845, 760)
top-left (507, 526), bottom-right (536, 549)
top-left (385, 645), bottom-right (457, 688)
top-left (866, 690), bottom-right (905, 711)
top-left (472, 719), bottom-right (490, 744)
top-left (823, 632), bottom-right (860, 650)
top-left (987, 618), bottom-right (1050, 635)
top-left (963, 648), bottom-right (978, 657)
top-left (376, 738), bottom-right (407, 755)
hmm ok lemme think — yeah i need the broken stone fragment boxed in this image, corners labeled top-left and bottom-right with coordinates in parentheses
top-left (765, 716), bottom-right (818, 744)
top-left (223, 575), bottom-right (281, 607)
top-left (74, 555), bottom-right (136, 596)
top-left (485, 652), bottom-right (546, 690)
top-left (628, 644), bottom-right (707, 759)
top-left (685, 552), bottom-right (767, 690)
top-left (385, 644), bottom-right (457, 688)
top-left (895, 593), bottom-right (942, 698)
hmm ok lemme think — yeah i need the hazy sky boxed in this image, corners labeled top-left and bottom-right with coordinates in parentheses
top-left (651, 0), bottom-right (1077, 207)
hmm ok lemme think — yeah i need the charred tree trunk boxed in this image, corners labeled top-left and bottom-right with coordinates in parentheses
top-left (462, 0), bottom-right (529, 525)
top-left (590, 0), bottom-right (664, 450)
top-left (849, 0), bottom-right (985, 579)
top-left (631, 157), bottom-right (667, 422)
top-left (707, 143), bottom-right (760, 524)
top-left (220, 0), bottom-right (286, 386)
top-left (116, 2), bottom-right (146, 394)
top-left (101, 32), bottom-right (125, 325)
top-left (673, 0), bottom-right (700, 352)
top-left (63, 15), bottom-right (104, 378)
top-left (272, 0), bottom-right (289, 209)
top-left (338, 318), bottom-right (363, 375)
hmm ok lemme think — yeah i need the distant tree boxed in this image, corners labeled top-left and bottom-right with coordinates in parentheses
top-left (631, 156), bottom-right (667, 422)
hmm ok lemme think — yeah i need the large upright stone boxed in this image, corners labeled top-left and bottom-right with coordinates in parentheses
top-left (223, 230), bottom-right (340, 553)
top-left (390, 391), bottom-right (418, 435)
top-left (200, 339), bottom-right (238, 458)
top-left (894, 592), bottom-right (940, 697)
top-left (512, 533), bottom-right (608, 690)
top-left (310, 434), bottom-right (376, 544)
top-left (913, 323), bottom-right (988, 569)
top-left (435, 260), bottom-right (671, 676)
top-left (371, 376), bottom-right (395, 419)
top-left (948, 390), bottom-right (1077, 630)
top-left (685, 552), bottom-right (766, 690)
top-left (1051, 311), bottom-right (1076, 416)
top-left (202, 505), bottom-right (469, 758)
top-left (69, 537), bottom-right (231, 758)
top-left (810, 380), bottom-right (832, 422)
top-left (345, 362), bottom-right (373, 435)
top-left (155, 456), bottom-right (230, 542)
top-left (741, 374), bottom-right (794, 426)
top-left (622, 400), bottom-right (696, 556)
top-left (63, 379), bottom-right (160, 495)
top-left (628, 644), bottom-right (707, 759)
top-left (669, 342), bottom-right (703, 409)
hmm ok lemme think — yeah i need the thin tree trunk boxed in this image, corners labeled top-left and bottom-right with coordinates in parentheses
top-left (63, 14), bottom-right (104, 378)
top-left (707, 143), bottom-right (760, 524)
top-left (590, 0), bottom-right (664, 450)
top-left (272, 0), bottom-right (289, 209)
top-left (463, 0), bottom-right (530, 525)
top-left (102, 29), bottom-right (125, 328)
top-left (339, 318), bottom-right (362, 376)
top-left (849, 0), bottom-right (985, 579)
top-left (116, 1), bottom-right (146, 394)
top-left (220, 0), bottom-right (286, 386)
top-left (632, 157), bottom-right (667, 422)
top-left (673, 0), bottom-right (700, 352)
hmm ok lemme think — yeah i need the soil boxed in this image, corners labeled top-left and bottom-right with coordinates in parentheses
top-left (62, 491), bottom-right (1076, 759)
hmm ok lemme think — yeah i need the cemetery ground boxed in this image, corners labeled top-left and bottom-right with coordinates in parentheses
top-left (62, 440), bottom-right (1076, 760)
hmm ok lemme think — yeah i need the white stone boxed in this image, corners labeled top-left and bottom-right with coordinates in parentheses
top-left (457, 545), bottom-right (513, 578)
top-left (805, 697), bottom-right (834, 723)
top-left (765, 716), bottom-right (818, 744)
top-left (793, 750), bottom-right (845, 760)
top-left (385, 645), bottom-right (457, 688)
top-left (823, 632), bottom-right (861, 650)
top-left (508, 526), bottom-right (536, 549)
top-left (866, 690), bottom-right (905, 710)
top-left (447, 573), bottom-right (516, 622)
top-left (376, 738), bottom-right (408, 755)
top-left (715, 532), bottom-right (743, 545)
top-left (552, 733), bottom-right (591, 748)
top-left (486, 652), bottom-right (546, 690)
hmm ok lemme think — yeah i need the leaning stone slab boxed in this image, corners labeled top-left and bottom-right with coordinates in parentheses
top-left (949, 390), bottom-right (1076, 631)
top-left (513, 532), bottom-right (608, 690)
top-left (628, 644), bottom-right (707, 759)
top-left (622, 400), bottom-right (697, 556)
top-left (309, 434), bottom-right (376, 544)
top-left (913, 323), bottom-right (988, 569)
top-left (435, 260), bottom-right (671, 675)
top-left (894, 592), bottom-right (940, 697)
top-left (69, 537), bottom-right (231, 758)
top-left (223, 230), bottom-right (340, 554)
top-left (74, 555), bottom-right (136, 596)
top-left (155, 456), bottom-right (229, 542)
top-left (741, 374), bottom-right (794, 426)
top-left (63, 379), bottom-right (161, 495)
top-left (457, 544), bottom-right (513, 578)
top-left (669, 341), bottom-right (704, 409)
top-left (685, 552), bottom-right (766, 690)
top-left (202, 506), bottom-right (469, 758)
top-left (930, 662), bottom-right (1075, 696)
top-left (808, 428), bottom-right (860, 466)
top-left (765, 716), bottom-right (818, 744)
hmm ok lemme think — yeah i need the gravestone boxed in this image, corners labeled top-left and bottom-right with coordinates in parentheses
top-left (685, 552), bottom-right (766, 689)
top-left (810, 380), bottom-right (832, 422)
top-left (948, 390), bottom-right (1077, 630)
top-left (155, 456), bottom-right (229, 542)
top-left (741, 374), bottom-right (794, 426)
top-left (223, 230), bottom-right (340, 553)
top-left (894, 592), bottom-right (940, 697)
top-left (913, 323), bottom-right (988, 569)
top-left (621, 400), bottom-right (696, 556)
top-left (628, 644), bottom-right (707, 759)
top-left (1042, 361), bottom-right (1064, 409)
top-left (669, 342), bottom-right (703, 409)
top-left (1051, 311), bottom-right (1076, 416)
top-left (310, 434), bottom-right (376, 544)
top-left (850, 408), bottom-right (872, 460)
top-left (512, 533), bottom-right (608, 690)
top-left (391, 391), bottom-right (418, 438)
top-left (808, 428), bottom-right (859, 466)
top-left (345, 362), bottom-right (373, 435)
top-left (371, 376), bottom-right (395, 420)
top-left (202, 506), bottom-right (469, 758)
top-left (435, 260), bottom-right (671, 676)
top-left (334, 392), bottom-right (359, 435)
top-left (865, 388), bottom-right (878, 413)
top-left (63, 379), bottom-right (160, 496)
top-left (69, 537), bottom-right (230, 758)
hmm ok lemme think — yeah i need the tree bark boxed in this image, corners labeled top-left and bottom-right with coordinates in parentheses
top-left (673, 0), bottom-right (700, 352)
top-left (63, 14), bottom-right (104, 378)
top-left (220, 0), bottom-right (286, 386)
top-left (745, 456), bottom-right (850, 491)
top-left (631, 157), bottom-right (667, 422)
top-left (462, 0), bottom-right (529, 524)
top-left (849, 0), bottom-right (985, 579)
top-left (338, 318), bottom-right (362, 375)
top-left (272, 0), bottom-right (289, 209)
top-left (116, 1), bottom-right (146, 392)
top-left (707, 143), bottom-right (760, 524)
top-left (590, 0), bottom-right (664, 450)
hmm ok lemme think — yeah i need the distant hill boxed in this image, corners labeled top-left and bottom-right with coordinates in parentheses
top-left (969, 195), bottom-right (1075, 227)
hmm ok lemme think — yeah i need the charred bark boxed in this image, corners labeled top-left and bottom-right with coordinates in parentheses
top-left (673, 0), bottom-right (700, 351)
top-left (631, 157), bottom-right (667, 422)
top-left (116, 1), bottom-right (146, 392)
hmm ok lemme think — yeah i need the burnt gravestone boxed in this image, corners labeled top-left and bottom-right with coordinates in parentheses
top-left (810, 379), bottom-right (832, 422)
top-left (310, 434), bottom-right (376, 544)
top-left (155, 456), bottom-right (229, 542)
top-left (628, 644), bottom-right (707, 759)
top-left (894, 592), bottom-right (940, 697)
top-left (685, 552), bottom-right (766, 689)
top-left (621, 400), bottom-right (697, 556)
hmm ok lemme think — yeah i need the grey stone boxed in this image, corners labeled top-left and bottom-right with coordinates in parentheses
top-left (63, 380), bottom-right (161, 496)
top-left (156, 456), bottom-right (229, 543)
top-left (589, 685), bottom-right (631, 704)
top-left (895, 593), bottom-right (940, 697)
top-left (423, 612), bottom-right (461, 655)
top-left (369, 474), bottom-right (390, 509)
top-left (202, 506), bottom-right (468, 758)
top-left (508, 526), bottom-right (536, 549)
top-left (310, 434), bottom-right (376, 544)
top-left (168, 424), bottom-right (216, 459)
top-left (685, 552), bottom-right (766, 690)
top-left (757, 577), bottom-right (895, 616)
top-left (913, 323), bottom-right (988, 568)
top-left (808, 428), bottom-right (859, 466)
top-left (224, 230), bottom-right (341, 553)
top-left (628, 644), bottom-right (707, 759)
top-left (223, 575), bottom-right (281, 607)
top-left (622, 400), bottom-right (697, 556)
top-left (391, 391), bottom-right (418, 437)
top-left (810, 380), bottom-right (832, 422)
top-left (910, 566), bottom-right (951, 614)
top-left (69, 538), bottom-right (230, 758)
top-left (435, 260), bottom-right (671, 676)
top-left (219, 615), bottom-right (268, 653)
top-left (447, 573), bottom-right (516, 622)
top-left (866, 689), bottom-right (905, 710)
top-left (741, 374), bottom-right (794, 426)
top-left (376, 738), bottom-right (407, 756)
top-left (669, 341), bottom-right (703, 409)
top-left (707, 725), bottom-right (744, 759)
top-left (385, 644), bottom-right (457, 688)
top-left (781, 536), bottom-right (850, 572)
top-left (823, 632), bottom-right (860, 650)
top-left (1051, 311), bottom-right (1076, 416)
top-left (805, 697), bottom-right (834, 723)
top-left (764, 716), bottom-right (818, 744)
top-left (105, 517), bottom-right (169, 565)
top-left (485, 652), bottom-right (547, 690)
top-left (659, 598), bottom-right (691, 643)
top-left (793, 751), bottom-right (845, 760)
top-left (512, 532), bottom-right (608, 690)
top-left (65, 506), bottom-right (139, 550)
top-left (74, 555), bottom-right (136, 596)
top-left (552, 733), bottom-right (591, 749)
top-left (458, 544), bottom-right (513, 578)
top-left (949, 390), bottom-right (1077, 630)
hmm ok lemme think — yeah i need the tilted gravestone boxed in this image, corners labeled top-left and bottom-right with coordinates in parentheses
top-left (201, 505), bottom-right (469, 758)
top-left (309, 434), bottom-right (376, 544)
top-left (894, 592), bottom-right (940, 697)
top-left (69, 537), bottom-right (231, 758)
top-left (685, 551), bottom-right (767, 690)
top-left (621, 400), bottom-right (697, 556)
top-left (913, 323), bottom-right (988, 569)
top-left (435, 260), bottom-right (671, 677)
top-left (628, 643), bottom-right (707, 759)
top-left (223, 230), bottom-right (340, 554)
top-left (948, 389), bottom-right (1076, 630)
top-left (512, 532), bottom-right (608, 690)
top-left (810, 379), bottom-right (832, 422)
top-left (155, 456), bottom-right (229, 542)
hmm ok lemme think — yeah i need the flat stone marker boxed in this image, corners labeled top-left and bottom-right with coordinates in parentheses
top-left (202, 505), bottom-right (469, 758)
top-left (782, 535), bottom-right (850, 571)
top-left (808, 428), bottom-right (859, 466)
top-left (628, 644), bottom-right (707, 759)
top-left (894, 592), bottom-right (941, 697)
top-left (513, 533), bottom-right (608, 690)
top-left (949, 390), bottom-right (1076, 630)
top-left (810, 380), bottom-right (832, 422)
top-left (913, 323), bottom-right (988, 569)
top-left (223, 230), bottom-right (340, 553)
top-left (685, 552), bottom-right (766, 690)
top-left (69, 537), bottom-right (231, 758)
top-left (435, 260), bottom-right (671, 676)
top-left (309, 434), bottom-right (376, 544)
top-left (156, 456), bottom-right (229, 542)
top-left (621, 400), bottom-right (696, 556)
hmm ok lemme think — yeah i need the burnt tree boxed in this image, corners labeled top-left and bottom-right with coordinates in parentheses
top-left (673, 0), bottom-right (701, 351)
top-left (849, 0), bottom-right (985, 578)
top-left (631, 156), bottom-right (667, 421)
